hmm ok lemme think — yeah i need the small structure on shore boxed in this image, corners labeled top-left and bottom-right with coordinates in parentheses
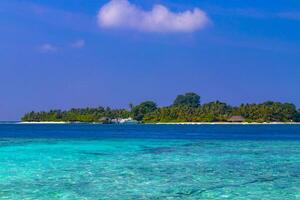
top-left (227, 115), bottom-right (245, 122)
top-left (99, 117), bottom-right (111, 124)
top-left (112, 117), bottom-right (139, 124)
top-left (98, 117), bottom-right (139, 124)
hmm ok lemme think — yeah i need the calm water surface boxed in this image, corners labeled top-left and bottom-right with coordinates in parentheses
top-left (0, 124), bottom-right (300, 199)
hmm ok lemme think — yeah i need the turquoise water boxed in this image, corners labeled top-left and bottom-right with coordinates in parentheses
top-left (0, 124), bottom-right (300, 199)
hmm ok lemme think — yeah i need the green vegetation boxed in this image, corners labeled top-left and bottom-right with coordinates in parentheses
top-left (21, 92), bottom-right (300, 123)
top-left (22, 107), bottom-right (130, 123)
top-left (173, 92), bottom-right (200, 108)
top-left (131, 101), bottom-right (157, 121)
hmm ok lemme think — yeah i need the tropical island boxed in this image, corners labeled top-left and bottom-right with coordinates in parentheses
top-left (21, 92), bottom-right (300, 124)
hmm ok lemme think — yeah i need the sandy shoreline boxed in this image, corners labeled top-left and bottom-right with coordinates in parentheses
top-left (19, 121), bottom-right (70, 124)
top-left (155, 122), bottom-right (300, 125)
top-left (16, 121), bottom-right (300, 125)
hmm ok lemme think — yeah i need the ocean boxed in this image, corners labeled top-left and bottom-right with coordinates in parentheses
top-left (0, 124), bottom-right (300, 199)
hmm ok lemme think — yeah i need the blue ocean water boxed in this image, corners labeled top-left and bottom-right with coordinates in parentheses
top-left (0, 124), bottom-right (300, 199)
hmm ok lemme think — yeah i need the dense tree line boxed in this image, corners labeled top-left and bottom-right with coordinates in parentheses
top-left (144, 100), bottom-right (232, 123)
top-left (22, 107), bottom-right (130, 122)
top-left (22, 92), bottom-right (300, 123)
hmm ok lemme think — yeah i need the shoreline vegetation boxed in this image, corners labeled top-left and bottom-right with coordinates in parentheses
top-left (18, 121), bottom-right (300, 125)
top-left (21, 92), bottom-right (300, 124)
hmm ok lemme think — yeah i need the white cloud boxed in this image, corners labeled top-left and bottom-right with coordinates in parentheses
top-left (97, 0), bottom-right (210, 33)
top-left (38, 43), bottom-right (57, 53)
top-left (277, 12), bottom-right (300, 21)
top-left (71, 39), bottom-right (85, 48)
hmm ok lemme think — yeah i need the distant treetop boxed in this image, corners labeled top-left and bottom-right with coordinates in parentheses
top-left (173, 92), bottom-right (200, 108)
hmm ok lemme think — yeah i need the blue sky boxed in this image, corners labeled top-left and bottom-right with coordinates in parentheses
top-left (0, 0), bottom-right (300, 120)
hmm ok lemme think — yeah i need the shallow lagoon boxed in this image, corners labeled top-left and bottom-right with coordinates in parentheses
top-left (0, 124), bottom-right (300, 199)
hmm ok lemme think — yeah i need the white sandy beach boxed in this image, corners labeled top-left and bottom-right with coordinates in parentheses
top-left (17, 121), bottom-right (300, 125)
top-left (155, 122), bottom-right (300, 125)
top-left (19, 121), bottom-right (70, 124)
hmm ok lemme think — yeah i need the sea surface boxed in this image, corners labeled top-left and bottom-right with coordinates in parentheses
top-left (0, 124), bottom-right (300, 200)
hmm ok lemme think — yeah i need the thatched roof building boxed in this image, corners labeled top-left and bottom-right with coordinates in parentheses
top-left (227, 115), bottom-right (245, 122)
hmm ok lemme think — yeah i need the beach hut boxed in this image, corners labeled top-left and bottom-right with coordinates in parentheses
top-left (227, 115), bottom-right (245, 122)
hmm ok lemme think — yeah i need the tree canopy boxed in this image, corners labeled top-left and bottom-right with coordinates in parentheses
top-left (21, 92), bottom-right (300, 123)
top-left (131, 101), bottom-right (157, 121)
top-left (173, 92), bottom-right (200, 108)
top-left (21, 107), bottom-right (130, 123)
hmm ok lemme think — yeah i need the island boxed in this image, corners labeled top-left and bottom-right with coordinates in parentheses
top-left (21, 92), bottom-right (300, 124)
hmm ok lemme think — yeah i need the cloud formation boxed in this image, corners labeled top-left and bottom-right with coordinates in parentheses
top-left (38, 43), bottom-right (57, 53)
top-left (71, 39), bottom-right (85, 48)
top-left (97, 0), bottom-right (210, 33)
top-left (277, 12), bottom-right (300, 21)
